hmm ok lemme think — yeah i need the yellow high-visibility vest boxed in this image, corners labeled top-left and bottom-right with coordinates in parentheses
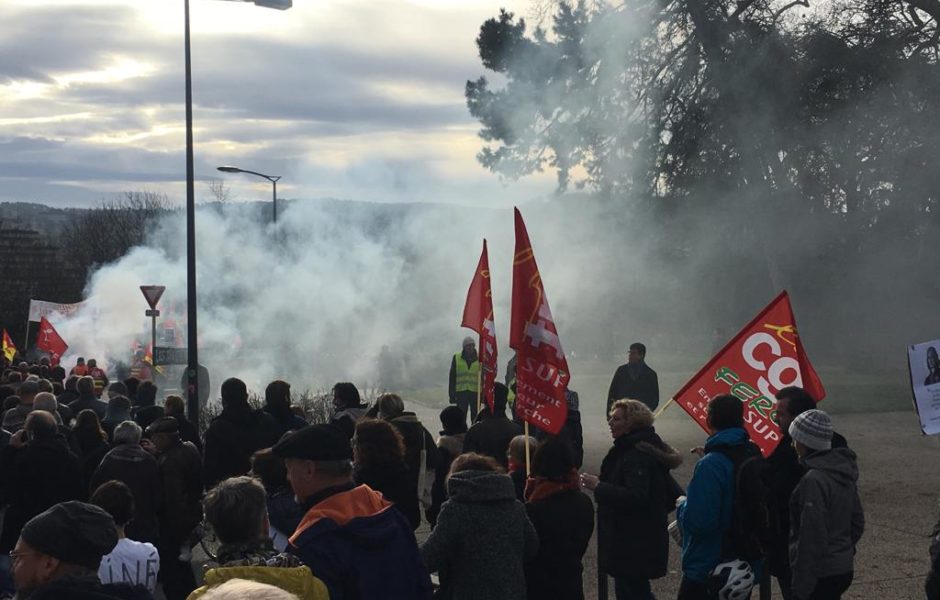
top-left (454, 352), bottom-right (480, 393)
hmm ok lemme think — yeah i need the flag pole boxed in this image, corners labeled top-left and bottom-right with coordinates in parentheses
top-left (475, 366), bottom-right (482, 417)
top-left (523, 421), bottom-right (531, 476)
top-left (653, 397), bottom-right (675, 419)
top-left (23, 320), bottom-right (30, 352)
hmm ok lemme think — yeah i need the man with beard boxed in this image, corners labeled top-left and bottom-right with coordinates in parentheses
top-left (448, 337), bottom-right (480, 426)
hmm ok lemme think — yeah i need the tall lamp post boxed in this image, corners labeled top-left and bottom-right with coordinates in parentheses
top-left (217, 166), bottom-right (282, 223)
top-left (183, 0), bottom-right (291, 428)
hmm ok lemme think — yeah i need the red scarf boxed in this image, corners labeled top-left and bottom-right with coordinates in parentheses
top-left (524, 469), bottom-right (580, 503)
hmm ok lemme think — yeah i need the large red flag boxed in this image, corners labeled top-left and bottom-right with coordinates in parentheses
top-left (36, 316), bottom-right (68, 366)
top-left (673, 291), bottom-right (825, 456)
top-left (510, 208), bottom-right (569, 434)
top-left (461, 240), bottom-right (498, 412)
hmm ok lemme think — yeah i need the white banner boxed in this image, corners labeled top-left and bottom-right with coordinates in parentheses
top-left (909, 339), bottom-right (940, 435)
top-left (28, 299), bottom-right (86, 322)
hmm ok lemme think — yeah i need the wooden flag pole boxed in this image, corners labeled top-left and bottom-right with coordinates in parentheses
top-left (523, 421), bottom-right (531, 476)
top-left (653, 397), bottom-right (675, 419)
top-left (475, 367), bottom-right (483, 418)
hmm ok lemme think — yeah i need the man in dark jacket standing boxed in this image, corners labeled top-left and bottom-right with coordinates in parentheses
top-left (274, 424), bottom-right (432, 600)
top-left (764, 386), bottom-right (849, 599)
top-left (145, 416), bottom-right (203, 600)
top-left (69, 375), bottom-right (108, 420)
top-left (463, 383), bottom-right (522, 469)
top-left (788, 410), bottom-right (864, 600)
top-left (264, 379), bottom-right (308, 436)
top-left (0, 411), bottom-right (85, 558)
top-left (203, 378), bottom-right (281, 488)
top-left (607, 342), bottom-right (659, 412)
top-left (91, 420), bottom-right (162, 544)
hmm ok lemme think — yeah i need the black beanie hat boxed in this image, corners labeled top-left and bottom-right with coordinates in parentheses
top-left (20, 501), bottom-right (118, 569)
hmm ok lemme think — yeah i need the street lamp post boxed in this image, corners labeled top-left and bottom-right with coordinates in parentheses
top-left (217, 166), bottom-right (282, 223)
top-left (183, 0), bottom-right (291, 428)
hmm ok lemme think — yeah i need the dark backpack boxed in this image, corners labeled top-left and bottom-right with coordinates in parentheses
top-left (710, 443), bottom-right (773, 561)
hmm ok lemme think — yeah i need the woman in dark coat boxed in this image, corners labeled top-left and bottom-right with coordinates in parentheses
top-left (352, 418), bottom-right (420, 529)
top-left (524, 437), bottom-right (594, 600)
top-left (580, 399), bottom-right (683, 600)
top-left (72, 408), bottom-right (112, 486)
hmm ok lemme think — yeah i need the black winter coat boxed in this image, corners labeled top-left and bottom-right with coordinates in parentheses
top-left (595, 427), bottom-right (681, 579)
top-left (30, 574), bottom-right (152, 600)
top-left (607, 362), bottom-right (659, 412)
top-left (0, 437), bottom-right (86, 552)
top-left (203, 406), bottom-right (281, 487)
top-left (157, 440), bottom-right (203, 546)
top-left (90, 443), bottom-right (163, 543)
top-left (463, 415), bottom-right (521, 468)
top-left (525, 488), bottom-right (594, 600)
top-left (354, 461), bottom-right (420, 529)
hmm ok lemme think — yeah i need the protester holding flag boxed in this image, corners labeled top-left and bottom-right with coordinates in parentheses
top-left (581, 399), bottom-right (682, 599)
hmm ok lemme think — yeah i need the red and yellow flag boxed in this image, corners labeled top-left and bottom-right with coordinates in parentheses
top-left (461, 240), bottom-right (498, 412)
top-left (673, 291), bottom-right (825, 456)
top-left (509, 208), bottom-right (569, 434)
top-left (2, 329), bottom-right (16, 362)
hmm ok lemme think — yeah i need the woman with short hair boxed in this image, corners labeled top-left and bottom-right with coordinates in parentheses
top-left (580, 399), bottom-right (683, 600)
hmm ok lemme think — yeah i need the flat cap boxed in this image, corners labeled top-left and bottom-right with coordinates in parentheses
top-left (146, 416), bottom-right (179, 435)
top-left (21, 501), bottom-right (118, 569)
top-left (272, 424), bottom-right (352, 461)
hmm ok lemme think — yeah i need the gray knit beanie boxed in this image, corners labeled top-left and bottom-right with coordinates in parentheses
top-left (789, 409), bottom-right (832, 451)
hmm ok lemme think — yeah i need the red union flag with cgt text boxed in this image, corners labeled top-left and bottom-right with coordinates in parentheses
top-left (462, 239), bottom-right (498, 412)
top-left (673, 291), bottom-right (825, 456)
top-left (510, 208), bottom-right (569, 434)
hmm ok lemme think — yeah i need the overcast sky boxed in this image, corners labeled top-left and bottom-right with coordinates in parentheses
top-left (0, 0), bottom-right (554, 208)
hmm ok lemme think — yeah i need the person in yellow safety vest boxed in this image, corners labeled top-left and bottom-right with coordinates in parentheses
top-left (87, 358), bottom-right (109, 398)
top-left (448, 337), bottom-right (480, 427)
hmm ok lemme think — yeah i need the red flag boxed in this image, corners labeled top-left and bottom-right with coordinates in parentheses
top-left (36, 316), bottom-right (68, 366)
top-left (509, 208), bottom-right (569, 434)
top-left (673, 291), bottom-right (825, 456)
top-left (461, 240), bottom-right (498, 412)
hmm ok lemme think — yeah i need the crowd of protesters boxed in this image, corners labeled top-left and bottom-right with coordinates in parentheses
top-left (0, 339), bottom-right (885, 600)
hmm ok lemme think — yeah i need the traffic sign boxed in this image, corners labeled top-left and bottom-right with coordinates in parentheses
top-left (140, 285), bottom-right (166, 309)
top-left (153, 346), bottom-right (188, 366)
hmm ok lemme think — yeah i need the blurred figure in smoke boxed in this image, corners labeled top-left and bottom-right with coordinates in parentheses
top-left (329, 382), bottom-right (368, 440)
top-left (70, 376), bottom-right (109, 420)
top-left (87, 359), bottom-right (110, 398)
top-left (264, 380), bottom-right (307, 437)
top-left (926, 347), bottom-right (940, 386)
top-left (164, 394), bottom-right (201, 451)
top-left (128, 350), bottom-right (152, 384)
top-left (203, 378), bottom-right (280, 488)
top-left (448, 337), bottom-right (480, 426)
top-left (70, 357), bottom-right (88, 378)
top-left (607, 342), bottom-right (659, 413)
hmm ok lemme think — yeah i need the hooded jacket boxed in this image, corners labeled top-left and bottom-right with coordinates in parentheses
top-left (421, 470), bottom-right (538, 600)
top-left (596, 426), bottom-right (682, 580)
top-left (789, 447), bottom-right (864, 600)
top-left (677, 427), bottom-right (757, 583)
top-left (203, 404), bottom-right (281, 487)
top-left (288, 483), bottom-right (432, 600)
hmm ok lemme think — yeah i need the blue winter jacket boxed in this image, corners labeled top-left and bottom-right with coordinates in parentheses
top-left (677, 427), bottom-right (753, 582)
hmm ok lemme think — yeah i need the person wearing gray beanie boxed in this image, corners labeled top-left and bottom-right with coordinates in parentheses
top-left (788, 409), bottom-right (865, 600)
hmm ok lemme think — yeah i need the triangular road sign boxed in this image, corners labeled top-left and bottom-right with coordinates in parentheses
top-left (140, 285), bottom-right (166, 309)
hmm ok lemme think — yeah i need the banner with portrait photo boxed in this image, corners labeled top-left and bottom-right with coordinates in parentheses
top-left (908, 339), bottom-right (940, 435)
